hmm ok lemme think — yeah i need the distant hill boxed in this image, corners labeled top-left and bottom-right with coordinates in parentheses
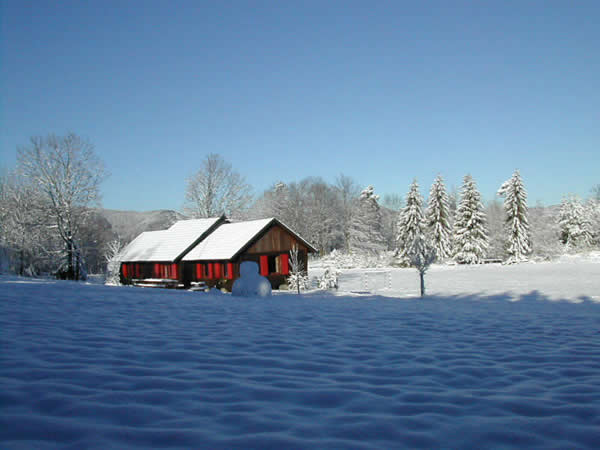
top-left (98, 209), bottom-right (187, 244)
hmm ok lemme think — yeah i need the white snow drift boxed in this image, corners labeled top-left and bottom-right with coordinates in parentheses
top-left (0, 260), bottom-right (599, 449)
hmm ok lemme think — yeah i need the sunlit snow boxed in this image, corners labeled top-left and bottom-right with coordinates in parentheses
top-left (1, 257), bottom-right (599, 448)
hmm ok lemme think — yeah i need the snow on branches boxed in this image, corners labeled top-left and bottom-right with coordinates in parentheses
top-left (396, 180), bottom-right (426, 266)
top-left (497, 170), bottom-right (531, 263)
top-left (426, 175), bottom-right (452, 261)
top-left (287, 245), bottom-right (309, 293)
top-left (558, 195), bottom-right (594, 249)
top-left (349, 185), bottom-right (387, 256)
top-left (453, 175), bottom-right (488, 264)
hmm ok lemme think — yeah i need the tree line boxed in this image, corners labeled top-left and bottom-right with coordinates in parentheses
top-left (1, 136), bottom-right (598, 279)
top-left (1, 134), bottom-right (109, 279)
top-left (187, 153), bottom-right (600, 266)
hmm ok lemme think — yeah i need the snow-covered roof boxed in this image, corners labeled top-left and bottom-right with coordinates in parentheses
top-left (182, 218), bottom-right (274, 261)
top-left (120, 217), bottom-right (223, 262)
top-left (120, 216), bottom-right (316, 263)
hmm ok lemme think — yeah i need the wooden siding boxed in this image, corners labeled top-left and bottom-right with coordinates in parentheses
top-left (246, 225), bottom-right (308, 255)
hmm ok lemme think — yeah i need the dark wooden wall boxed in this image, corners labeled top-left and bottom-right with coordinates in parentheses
top-left (245, 225), bottom-right (309, 255)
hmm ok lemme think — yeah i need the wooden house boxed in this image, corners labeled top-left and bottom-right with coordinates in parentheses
top-left (119, 217), bottom-right (316, 290)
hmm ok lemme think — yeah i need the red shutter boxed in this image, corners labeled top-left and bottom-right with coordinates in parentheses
top-left (171, 264), bottom-right (178, 280)
top-left (227, 263), bottom-right (234, 279)
top-left (196, 263), bottom-right (202, 279)
top-left (214, 263), bottom-right (222, 279)
top-left (260, 255), bottom-right (269, 276)
top-left (207, 263), bottom-right (213, 279)
top-left (281, 254), bottom-right (289, 275)
top-left (154, 263), bottom-right (160, 278)
top-left (122, 264), bottom-right (128, 279)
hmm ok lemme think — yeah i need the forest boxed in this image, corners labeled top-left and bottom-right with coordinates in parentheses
top-left (1, 136), bottom-right (599, 279)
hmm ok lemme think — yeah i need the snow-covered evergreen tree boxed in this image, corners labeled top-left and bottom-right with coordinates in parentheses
top-left (348, 185), bottom-right (387, 255)
top-left (396, 180), bottom-right (426, 266)
top-left (586, 198), bottom-right (600, 247)
top-left (453, 175), bottom-right (488, 264)
top-left (557, 195), bottom-right (593, 249)
top-left (585, 185), bottom-right (600, 247)
top-left (425, 175), bottom-right (452, 260)
top-left (497, 170), bottom-right (531, 262)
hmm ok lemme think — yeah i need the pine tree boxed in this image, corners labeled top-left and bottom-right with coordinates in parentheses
top-left (453, 175), bottom-right (488, 264)
top-left (349, 185), bottom-right (387, 255)
top-left (557, 195), bottom-right (593, 249)
top-left (396, 180), bottom-right (426, 266)
top-left (497, 170), bottom-right (531, 262)
top-left (425, 175), bottom-right (452, 260)
top-left (585, 198), bottom-right (600, 247)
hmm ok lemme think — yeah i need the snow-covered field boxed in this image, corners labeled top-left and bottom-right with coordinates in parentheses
top-left (321, 254), bottom-right (600, 302)
top-left (1, 259), bottom-right (599, 449)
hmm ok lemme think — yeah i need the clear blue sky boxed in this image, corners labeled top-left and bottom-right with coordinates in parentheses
top-left (1, 0), bottom-right (598, 211)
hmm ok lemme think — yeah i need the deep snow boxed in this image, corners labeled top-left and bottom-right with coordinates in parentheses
top-left (1, 260), bottom-right (599, 449)
top-left (313, 254), bottom-right (600, 302)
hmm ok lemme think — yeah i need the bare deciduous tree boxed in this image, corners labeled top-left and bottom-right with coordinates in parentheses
top-left (184, 154), bottom-right (253, 219)
top-left (104, 238), bottom-right (124, 285)
top-left (336, 174), bottom-right (360, 252)
top-left (304, 178), bottom-right (341, 254)
top-left (408, 236), bottom-right (436, 297)
top-left (287, 244), bottom-right (308, 294)
top-left (254, 177), bottom-right (342, 253)
top-left (0, 171), bottom-right (48, 275)
top-left (17, 133), bottom-right (107, 280)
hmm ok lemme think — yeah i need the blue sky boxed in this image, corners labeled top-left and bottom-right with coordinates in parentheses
top-left (1, 0), bottom-right (598, 211)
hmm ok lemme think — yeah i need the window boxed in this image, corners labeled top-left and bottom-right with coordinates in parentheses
top-left (268, 255), bottom-right (277, 274)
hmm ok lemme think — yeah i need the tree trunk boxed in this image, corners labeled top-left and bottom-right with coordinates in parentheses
top-left (75, 248), bottom-right (80, 281)
top-left (19, 249), bottom-right (24, 276)
top-left (66, 238), bottom-right (74, 280)
top-left (420, 270), bottom-right (425, 297)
